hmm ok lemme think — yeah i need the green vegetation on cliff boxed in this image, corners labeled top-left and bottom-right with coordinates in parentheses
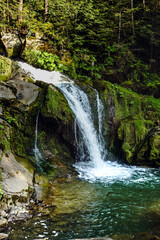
top-left (102, 81), bottom-right (160, 166)
top-left (0, 56), bottom-right (12, 81)
top-left (41, 85), bottom-right (73, 124)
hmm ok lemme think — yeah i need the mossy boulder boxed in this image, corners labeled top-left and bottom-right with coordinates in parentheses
top-left (0, 78), bottom-right (43, 161)
top-left (133, 127), bottom-right (160, 166)
top-left (7, 79), bottom-right (41, 106)
top-left (41, 84), bottom-right (73, 124)
top-left (0, 56), bottom-right (12, 81)
top-left (1, 31), bottom-right (26, 58)
top-left (101, 82), bottom-right (160, 166)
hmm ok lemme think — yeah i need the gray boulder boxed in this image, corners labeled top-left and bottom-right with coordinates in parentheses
top-left (7, 79), bottom-right (40, 106)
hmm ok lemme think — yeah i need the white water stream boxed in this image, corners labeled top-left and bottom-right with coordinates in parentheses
top-left (18, 62), bottom-right (158, 183)
top-left (34, 103), bottom-right (43, 171)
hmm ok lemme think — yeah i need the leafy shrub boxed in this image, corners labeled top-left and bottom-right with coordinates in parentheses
top-left (23, 50), bottom-right (69, 72)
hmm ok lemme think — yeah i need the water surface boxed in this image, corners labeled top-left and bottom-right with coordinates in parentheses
top-left (9, 167), bottom-right (160, 240)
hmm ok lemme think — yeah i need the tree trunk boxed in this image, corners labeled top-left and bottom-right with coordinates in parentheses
top-left (44, 0), bottom-right (48, 21)
top-left (118, 10), bottom-right (122, 46)
top-left (143, 0), bottom-right (145, 9)
top-left (118, 0), bottom-right (122, 46)
top-left (131, 0), bottom-right (135, 35)
top-left (19, 0), bottom-right (23, 23)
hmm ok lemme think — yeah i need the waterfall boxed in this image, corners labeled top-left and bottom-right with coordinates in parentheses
top-left (55, 83), bottom-right (136, 181)
top-left (57, 83), bottom-right (106, 167)
top-left (34, 106), bottom-right (43, 172)
top-left (95, 89), bottom-right (106, 159)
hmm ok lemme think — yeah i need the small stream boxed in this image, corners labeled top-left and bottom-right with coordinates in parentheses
top-left (11, 62), bottom-right (160, 240)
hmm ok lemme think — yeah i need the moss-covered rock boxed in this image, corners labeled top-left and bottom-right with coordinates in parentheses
top-left (1, 31), bottom-right (26, 58)
top-left (39, 84), bottom-right (75, 167)
top-left (101, 82), bottom-right (160, 166)
top-left (41, 84), bottom-right (73, 124)
top-left (0, 56), bottom-right (12, 81)
top-left (133, 127), bottom-right (160, 166)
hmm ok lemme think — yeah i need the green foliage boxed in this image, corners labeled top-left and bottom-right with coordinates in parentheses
top-left (0, 0), bottom-right (160, 96)
top-left (0, 0), bottom-right (19, 28)
top-left (0, 56), bottom-right (12, 81)
top-left (23, 50), bottom-right (69, 72)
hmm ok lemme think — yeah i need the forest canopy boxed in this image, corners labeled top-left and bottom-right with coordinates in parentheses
top-left (0, 0), bottom-right (160, 96)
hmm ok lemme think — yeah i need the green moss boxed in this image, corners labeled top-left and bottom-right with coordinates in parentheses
top-left (42, 85), bottom-right (73, 124)
top-left (122, 142), bottom-right (132, 162)
top-left (147, 96), bottom-right (160, 113)
top-left (14, 155), bottom-right (35, 174)
top-left (134, 120), bottom-right (146, 142)
top-left (149, 135), bottom-right (160, 161)
top-left (0, 124), bottom-right (11, 153)
top-left (102, 81), bottom-right (160, 166)
top-left (0, 56), bottom-right (12, 81)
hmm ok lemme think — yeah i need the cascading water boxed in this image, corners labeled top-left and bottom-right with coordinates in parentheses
top-left (34, 105), bottom-right (43, 171)
top-left (58, 83), bottom-right (106, 166)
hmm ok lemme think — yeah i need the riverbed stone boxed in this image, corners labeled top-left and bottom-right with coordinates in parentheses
top-left (1, 32), bottom-right (22, 57)
top-left (7, 79), bottom-right (40, 106)
top-left (1, 152), bottom-right (33, 196)
top-left (0, 233), bottom-right (8, 240)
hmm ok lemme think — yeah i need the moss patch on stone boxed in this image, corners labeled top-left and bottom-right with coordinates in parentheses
top-left (0, 56), bottom-right (12, 81)
top-left (41, 85), bottom-right (73, 124)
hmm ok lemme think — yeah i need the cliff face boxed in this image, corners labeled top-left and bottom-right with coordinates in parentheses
top-left (101, 82), bottom-right (160, 167)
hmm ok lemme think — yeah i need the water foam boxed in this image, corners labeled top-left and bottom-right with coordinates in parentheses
top-left (17, 61), bottom-right (72, 84)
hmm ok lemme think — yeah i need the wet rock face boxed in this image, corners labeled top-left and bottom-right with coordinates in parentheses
top-left (134, 127), bottom-right (160, 166)
top-left (101, 82), bottom-right (160, 166)
top-left (40, 84), bottom-right (75, 159)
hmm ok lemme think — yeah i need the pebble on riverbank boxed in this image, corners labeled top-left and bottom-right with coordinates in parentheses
top-left (0, 233), bottom-right (8, 240)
